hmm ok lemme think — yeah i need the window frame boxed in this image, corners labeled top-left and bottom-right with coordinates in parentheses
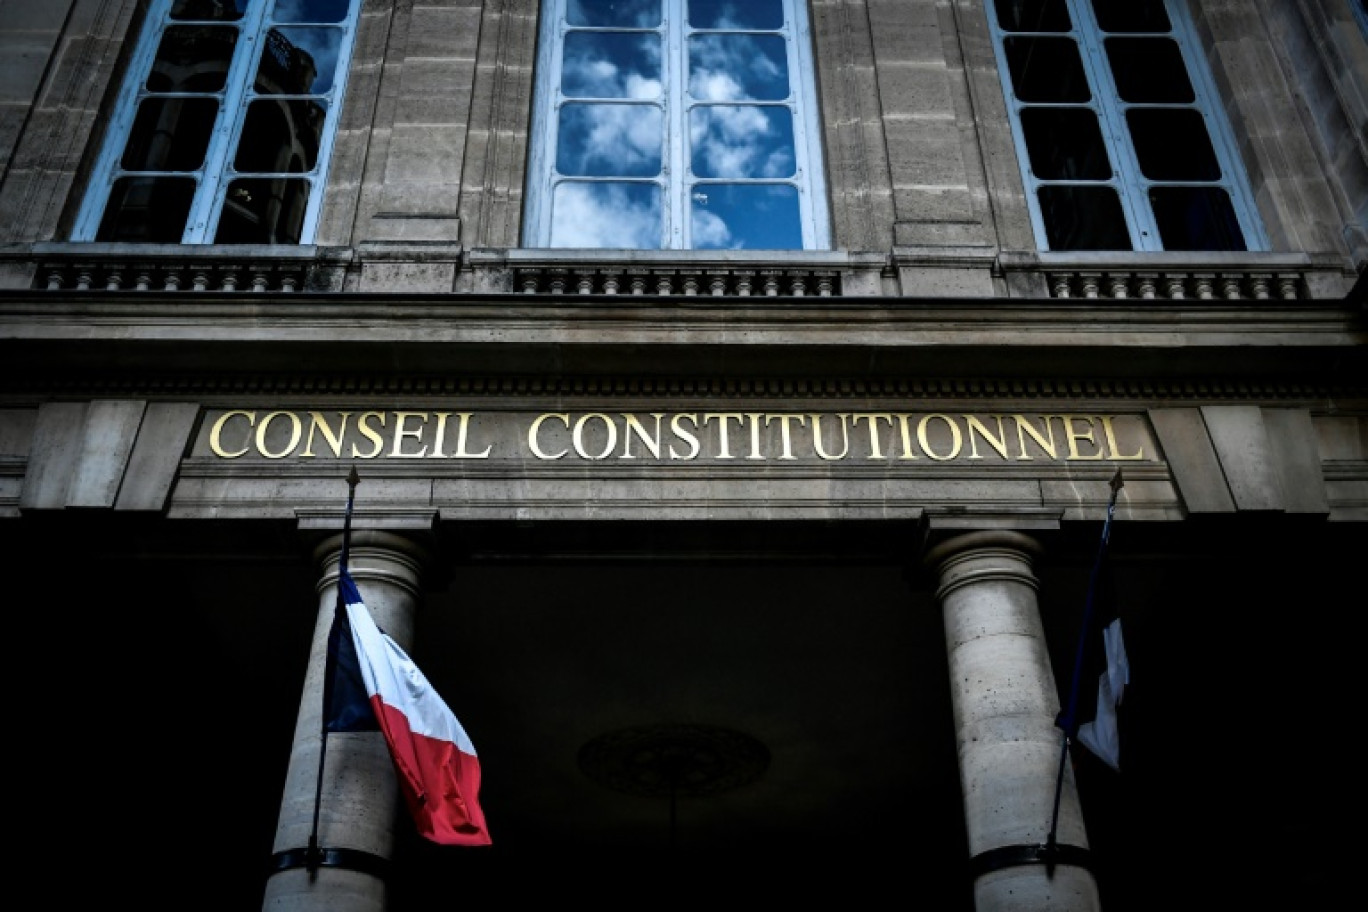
top-left (988, 0), bottom-right (1268, 253)
top-left (72, 0), bottom-right (360, 245)
top-left (523, 0), bottom-right (830, 251)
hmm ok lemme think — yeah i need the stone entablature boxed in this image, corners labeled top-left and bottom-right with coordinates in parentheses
top-left (2, 395), bottom-right (1363, 524)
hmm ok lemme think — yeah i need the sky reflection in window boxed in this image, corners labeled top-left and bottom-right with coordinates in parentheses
top-left (568, 0), bottom-right (660, 28)
top-left (563, 32), bottom-right (662, 98)
top-left (690, 105), bottom-right (793, 177)
top-left (689, 34), bottom-right (788, 100)
top-left (558, 103), bottom-right (662, 175)
top-left (531, 0), bottom-right (823, 249)
top-left (551, 181), bottom-right (661, 247)
top-left (689, 0), bottom-right (783, 30)
top-left (692, 184), bottom-right (800, 249)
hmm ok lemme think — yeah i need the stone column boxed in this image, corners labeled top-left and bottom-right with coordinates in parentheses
top-left (262, 531), bottom-right (430, 912)
top-left (925, 531), bottom-right (1101, 912)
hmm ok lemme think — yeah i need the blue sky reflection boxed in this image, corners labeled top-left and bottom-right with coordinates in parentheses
top-left (567, 0), bottom-right (660, 28)
top-left (692, 183), bottom-right (800, 249)
top-left (689, 0), bottom-right (783, 30)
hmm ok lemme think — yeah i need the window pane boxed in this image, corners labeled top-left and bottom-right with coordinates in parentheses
top-left (1150, 187), bottom-right (1246, 251)
top-left (1127, 109), bottom-right (1219, 180)
top-left (235, 99), bottom-right (327, 172)
top-left (97, 176), bottom-right (196, 242)
top-left (273, 0), bottom-right (351, 23)
top-left (170, 0), bottom-right (247, 21)
top-left (1003, 36), bottom-right (1089, 102)
top-left (551, 181), bottom-right (661, 247)
top-left (993, 0), bottom-right (1070, 32)
top-left (557, 103), bottom-right (663, 176)
top-left (1106, 38), bottom-right (1192, 103)
top-left (122, 98), bottom-right (218, 171)
top-left (1021, 108), bottom-right (1111, 179)
top-left (256, 28), bottom-right (343, 94)
top-left (568, 0), bottom-right (660, 28)
top-left (690, 106), bottom-right (794, 178)
top-left (148, 26), bottom-right (238, 93)
top-left (692, 183), bottom-right (800, 249)
top-left (1038, 185), bottom-right (1130, 250)
top-left (689, 0), bottom-right (783, 30)
top-left (215, 177), bottom-right (311, 243)
top-left (1091, 0), bottom-right (1170, 33)
top-left (563, 32), bottom-right (662, 98)
top-left (689, 34), bottom-right (789, 100)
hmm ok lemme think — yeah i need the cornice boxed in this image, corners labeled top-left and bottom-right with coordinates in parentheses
top-left (2, 289), bottom-right (1364, 385)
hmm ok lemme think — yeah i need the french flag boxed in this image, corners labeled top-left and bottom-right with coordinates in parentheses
top-left (325, 570), bottom-right (492, 846)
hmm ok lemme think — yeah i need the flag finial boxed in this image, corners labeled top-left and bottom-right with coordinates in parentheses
top-left (1110, 468), bottom-right (1124, 495)
top-left (347, 465), bottom-right (361, 489)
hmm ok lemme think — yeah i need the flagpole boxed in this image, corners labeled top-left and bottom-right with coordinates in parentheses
top-left (1045, 468), bottom-right (1123, 862)
top-left (307, 465), bottom-right (361, 876)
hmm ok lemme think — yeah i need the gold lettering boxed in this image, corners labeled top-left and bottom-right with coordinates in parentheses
top-left (208, 410), bottom-right (254, 458)
top-left (256, 410), bottom-right (302, 459)
top-left (529, 413), bottom-right (569, 460)
top-left (767, 413), bottom-right (806, 460)
top-left (353, 411), bottom-right (385, 459)
top-left (1011, 414), bottom-right (1057, 460)
top-left (390, 411), bottom-right (429, 458)
top-left (622, 413), bottom-right (664, 459)
top-left (746, 412), bottom-right (765, 460)
top-left (852, 413), bottom-right (893, 459)
top-left (573, 413), bottom-right (616, 460)
top-left (965, 415), bottom-right (1009, 460)
top-left (302, 411), bottom-right (349, 458)
top-left (1101, 415), bottom-right (1146, 460)
top-left (450, 412), bottom-right (492, 458)
top-left (811, 413), bottom-right (850, 461)
top-left (918, 414), bottom-right (962, 461)
top-left (703, 413), bottom-right (745, 459)
top-left (669, 414), bottom-right (701, 460)
top-left (1063, 415), bottom-right (1104, 460)
top-left (431, 412), bottom-right (449, 457)
top-left (894, 414), bottom-right (919, 460)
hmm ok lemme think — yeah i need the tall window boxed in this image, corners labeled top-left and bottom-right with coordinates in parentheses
top-left (524, 0), bottom-right (829, 250)
top-left (990, 0), bottom-right (1267, 252)
top-left (74, 0), bottom-right (360, 244)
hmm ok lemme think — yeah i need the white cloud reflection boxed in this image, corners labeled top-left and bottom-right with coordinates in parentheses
top-left (563, 32), bottom-right (662, 99)
top-left (691, 207), bottom-right (732, 247)
top-left (558, 103), bottom-right (662, 176)
top-left (689, 34), bottom-right (787, 101)
top-left (690, 105), bottom-right (794, 178)
top-left (551, 181), bottom-right (661, 248)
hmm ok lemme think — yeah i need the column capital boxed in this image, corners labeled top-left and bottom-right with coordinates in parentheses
top-left (311, 528), bottom-right (433, 569)
top-left (923, 529), bottom-right (1043, 569)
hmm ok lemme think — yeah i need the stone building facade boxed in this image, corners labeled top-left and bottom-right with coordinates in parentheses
top-left (0, 1), bottom-right (1364, 910)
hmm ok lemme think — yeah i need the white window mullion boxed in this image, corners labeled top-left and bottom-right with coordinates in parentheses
top-left (188, 3), bottom-right (268, 243)
top-left (788, 0), bottom-right (827, 249)
top-left (1068, 0), bottom-right (1155, 250)
top-left (667, 7), bottom-right (687, 249)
